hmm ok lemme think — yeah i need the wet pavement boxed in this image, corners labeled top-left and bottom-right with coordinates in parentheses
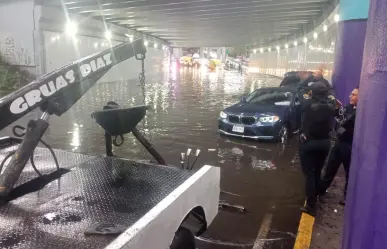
top-left (0, 66), bottom-right (305, 249)
top-left (311, 169), bottom-right (345, 249)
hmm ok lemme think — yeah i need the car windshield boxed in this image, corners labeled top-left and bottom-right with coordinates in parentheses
top-left (280, 76), bottom-right (300, 87)
top-left (246, 89), bottom-right (293, 105)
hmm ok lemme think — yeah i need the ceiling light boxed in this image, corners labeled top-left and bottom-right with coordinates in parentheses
top-left (313, 32), bottom-right (318, 39)
top-left (125, 34), bottom-right (134, 42)
top-left (260, 48), bottom-right (263, 53)
top-left (154, 43), bottom-right (158, 48)
top-left (276, 46), bottom-right (280, 51)
top-left (253, 49), bottom-right (257, 53)
top-left (79, 10), bottom-right (93, 14)
top-left (323, 25), bottom-right (328, 32)
top-left (144, 40), bottom-right (148, 46)
top-left (268, 47), bottom-right (271, 52)
top-left (294, 41), bottom-right (298, 46)
top-left (303, 37), bottom-right (308, 43)
top-left (65, 21), bottom-right (78, 37)
top-left (334, 14), bottom-right (340, 22)
top-left (285, 44), bottom-right (289, 49)
top-left (105, 30), bottom-right (112, 40)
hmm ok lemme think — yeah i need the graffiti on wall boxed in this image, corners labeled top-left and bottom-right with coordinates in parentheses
top-left (0, 34), bottom-right (34, 66)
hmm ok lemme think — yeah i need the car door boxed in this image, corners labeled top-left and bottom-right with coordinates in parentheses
top-left (289, 93), bottom-right (302, 131)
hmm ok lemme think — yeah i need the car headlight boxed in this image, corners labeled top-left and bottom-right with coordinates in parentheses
top-left (259, 116), bottom-right (279, 123)
top-left (220, 111), bottom-right (227, 119)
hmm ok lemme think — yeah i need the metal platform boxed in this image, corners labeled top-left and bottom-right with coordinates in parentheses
top-left (0, 145), bottom-right (195, 249)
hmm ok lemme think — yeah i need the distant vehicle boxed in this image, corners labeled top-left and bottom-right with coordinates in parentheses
top-left (180, 56), bottom-right (193, 67)
top-left (208, 59), bottom-right (222, 71)
top-left (280, 71), bottom-right (313, 87)
top-left (192, 53), bottom-right (201, 67)
top-left (218, 86), bottom-right (301, 142)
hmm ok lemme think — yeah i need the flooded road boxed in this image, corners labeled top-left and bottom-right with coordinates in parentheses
top-left (0, 67), bottom-right (304, 248)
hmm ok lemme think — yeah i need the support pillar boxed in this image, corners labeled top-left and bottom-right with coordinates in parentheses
top-left (207, 47), bottom-right (211, 59)
top-left (172, 48), bottom-right (182, 59)
top-left (199, 47), bottom-right (204, 58)
top-left (332, 0), bottom-right (369, 102)
top-left (343, 0), bottom-right (387, 248)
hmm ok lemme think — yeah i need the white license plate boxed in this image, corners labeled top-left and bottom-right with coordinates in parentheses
top-left (232, 125), bottom-right (244, 133)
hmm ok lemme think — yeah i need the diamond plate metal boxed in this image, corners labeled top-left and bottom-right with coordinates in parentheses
top-left (0, 147), bottom-right (193, 249)
top-left (0, 146), bottom-right (95, 188)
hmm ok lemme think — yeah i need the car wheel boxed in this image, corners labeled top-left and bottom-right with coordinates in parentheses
top-left (170, 227), bottom-right (196, 249)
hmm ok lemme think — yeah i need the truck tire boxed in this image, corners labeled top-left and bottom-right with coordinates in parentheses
top-left (170, 227), bottom-right (195, 249)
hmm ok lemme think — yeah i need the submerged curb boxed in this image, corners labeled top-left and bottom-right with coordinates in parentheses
top-left (293, 212), bottom-right (315, 249)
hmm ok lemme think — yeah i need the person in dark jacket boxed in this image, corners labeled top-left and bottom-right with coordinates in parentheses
top-left (319, 87), bottom-right (359, 205)
top-left (298, 81), bottom-right (336, 216)
top-left (298, 69), bottom-right (332, 92)
top-left (312, 68), bottom-right (331, 89)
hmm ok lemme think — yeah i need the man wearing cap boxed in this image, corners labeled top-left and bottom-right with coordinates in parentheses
top-left (298, 81), bottom-right (336, 216)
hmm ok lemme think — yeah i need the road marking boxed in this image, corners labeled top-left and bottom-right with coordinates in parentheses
top-left (293, 212), bottom-right (315, 249)
top-left (253, 213), bottom-right (273, 249)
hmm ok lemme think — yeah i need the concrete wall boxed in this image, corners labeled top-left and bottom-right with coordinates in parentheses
top-left (249, 36), bottom-right (336, 82)
top-left (0, 0), bottom-right (35, 66)
top-left (0, 2), bottom-right (167, 82)
top-left (248, 11), bottom-right (338, 83)
top-left (37, 6), bottom-right (166, 82)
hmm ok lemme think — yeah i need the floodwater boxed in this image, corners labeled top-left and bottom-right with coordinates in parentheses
top-left (0, 66), bottom-right (304, 249)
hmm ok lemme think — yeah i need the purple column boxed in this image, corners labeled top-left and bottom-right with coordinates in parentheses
top-left (343, 0), bottom-right (387, 249)
top-left (332, 20), bottom-right (367, 103)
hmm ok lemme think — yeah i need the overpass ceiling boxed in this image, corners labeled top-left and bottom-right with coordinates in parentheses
top-left (44, 0), bottom-right (336, 47)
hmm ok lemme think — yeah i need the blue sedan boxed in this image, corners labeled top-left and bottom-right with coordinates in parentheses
top-left (218, 86), bottom-right (302, 142)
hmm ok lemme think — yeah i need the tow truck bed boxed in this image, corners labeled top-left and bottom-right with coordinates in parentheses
top-left (0, 141), bottom-right (220, 249)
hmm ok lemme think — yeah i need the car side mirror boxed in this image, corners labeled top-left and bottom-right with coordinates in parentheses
top-left (240, 96), bottom-right (247, 103)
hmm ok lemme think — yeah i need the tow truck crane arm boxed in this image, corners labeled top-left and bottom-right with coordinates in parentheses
top-left (0, 38), bottom-right (146, 131)
top-left (0, 39), bottom-right (147, 198)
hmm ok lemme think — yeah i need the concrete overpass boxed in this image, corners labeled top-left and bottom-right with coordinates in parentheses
top-left (0, 0), bottom-right (339, 83)
top-left (40, 0), bottom-right (338, 48)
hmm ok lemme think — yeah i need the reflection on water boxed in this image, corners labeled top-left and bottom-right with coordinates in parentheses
top-left (0, 67), bottom-right (304, 248)
top-left (68, 123), bottom-right (82, 151)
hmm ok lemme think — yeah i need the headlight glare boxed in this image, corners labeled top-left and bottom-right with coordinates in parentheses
top-left (259, 116), bottom-right (279, 123)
